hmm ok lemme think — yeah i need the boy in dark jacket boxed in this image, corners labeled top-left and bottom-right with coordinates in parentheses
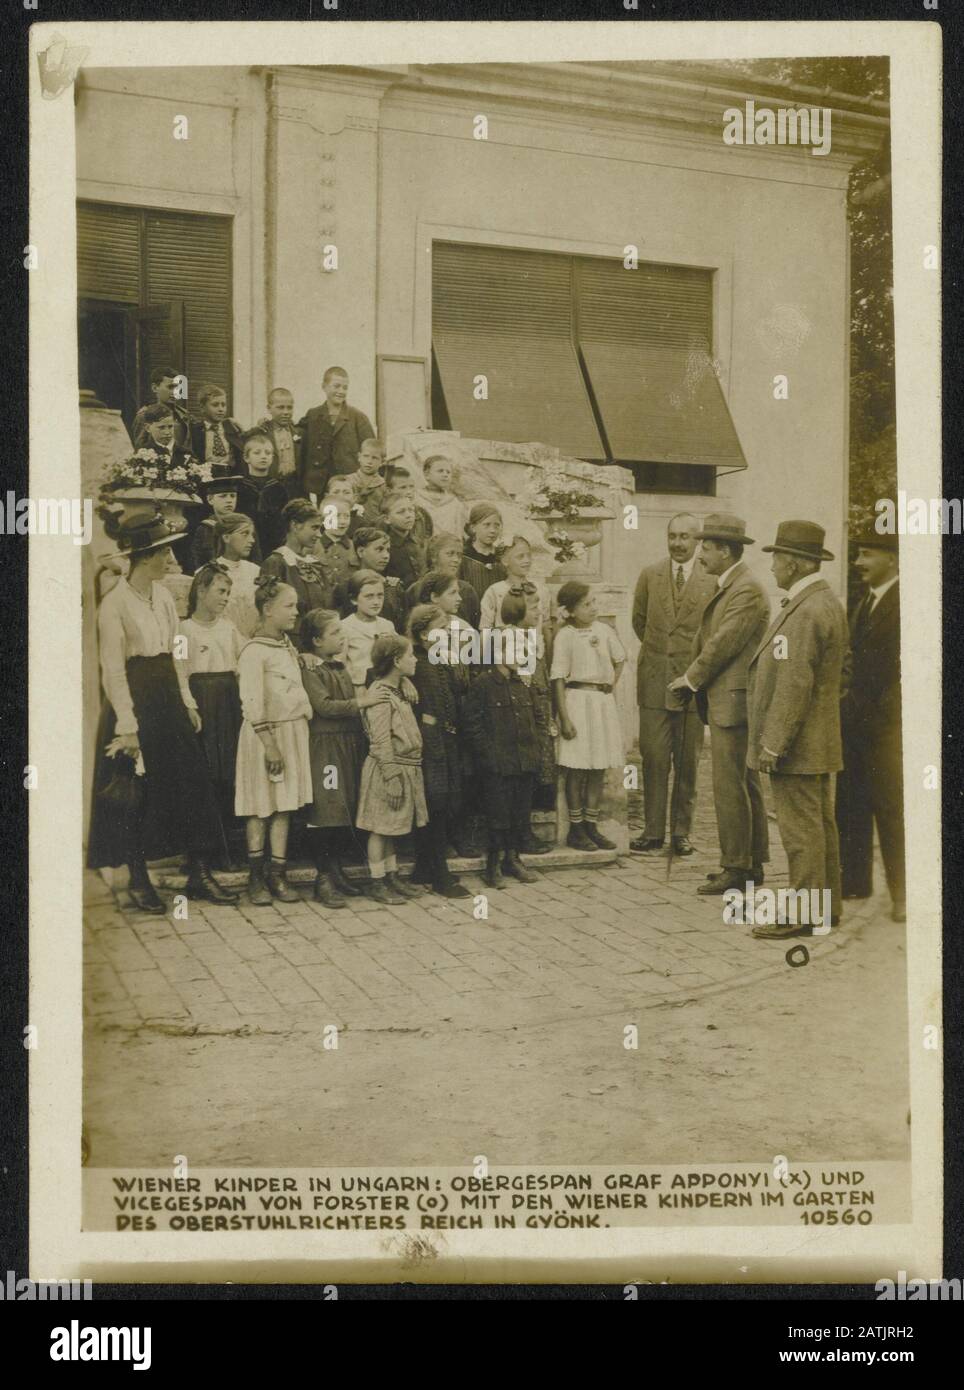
top-left (236, 429), bottom-right (290, 557)
top-left (463, 646), bottom-right (546, 889)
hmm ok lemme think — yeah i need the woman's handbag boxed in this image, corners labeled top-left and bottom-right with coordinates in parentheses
top-left (98, 750), bottom-right (145, 819)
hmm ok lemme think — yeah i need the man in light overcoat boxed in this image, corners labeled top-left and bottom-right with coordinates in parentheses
top-left (747, 520), bottom-right (849, 939)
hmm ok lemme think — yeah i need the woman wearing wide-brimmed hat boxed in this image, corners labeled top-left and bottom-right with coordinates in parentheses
top-left (86, 513), bottom-right (238, 913)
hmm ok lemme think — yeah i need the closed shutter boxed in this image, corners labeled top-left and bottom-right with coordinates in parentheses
top-left (432, 241), bottom-right (605, 460)
top-left (77, 202), bottom-right (233, 413)
top-left (576, 257), bottom-right (747, 473)
top-left (145, 211), bottom-right (233, 414)
top-left (77, 203), bottom-right (140, 303)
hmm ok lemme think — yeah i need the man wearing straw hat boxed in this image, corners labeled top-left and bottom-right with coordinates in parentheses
top-left (746, 520), bottom-right (849, 939)
top-left (669, 513), bottom-right (770, 894)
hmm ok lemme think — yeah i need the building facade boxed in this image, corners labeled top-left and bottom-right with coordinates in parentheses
top-left (78, 62), bottom-right (888, 736)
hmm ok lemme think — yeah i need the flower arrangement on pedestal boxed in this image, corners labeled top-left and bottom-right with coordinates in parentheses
top-left (518, 465), bottom-right (612, 567)
top-left (97, 448), bottom-right (211, 539)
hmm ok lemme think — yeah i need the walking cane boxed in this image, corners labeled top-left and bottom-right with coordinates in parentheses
top-left (665, 689), bottom-right (693, 883)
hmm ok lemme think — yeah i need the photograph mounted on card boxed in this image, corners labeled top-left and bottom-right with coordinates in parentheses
top-left (26, 19), bottom-right (942, 1288)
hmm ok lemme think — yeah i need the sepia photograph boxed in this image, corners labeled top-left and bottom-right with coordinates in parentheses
top-left (25, 19), bottom-right (942, 1286)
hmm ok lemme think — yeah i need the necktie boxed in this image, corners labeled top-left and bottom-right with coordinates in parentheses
top-left (675, 564), bottom-right (685, 596)
top-left (209, 424), bottom-right (227, 458)
top-left (855, 593), bottom-right (873, 637)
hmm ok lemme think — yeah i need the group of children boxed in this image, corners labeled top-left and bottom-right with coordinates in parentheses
top-left (97, 371), bottom-right (629, 909)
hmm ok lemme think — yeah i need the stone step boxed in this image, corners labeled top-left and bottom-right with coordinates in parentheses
top-left (152, 842), bottom-right (618, 889)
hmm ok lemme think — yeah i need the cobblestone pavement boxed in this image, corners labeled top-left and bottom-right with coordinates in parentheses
top-left (83, 753), bottom-right (907, 1169)
top-left (84, 784), bottom-right (881, 1040)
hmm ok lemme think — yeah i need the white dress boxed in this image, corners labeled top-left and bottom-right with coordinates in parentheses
top-left (417, 488), bottom-right (466, 538)
top-left (549, 621), bottom-right (626, 770)
top-left (234, 636), bottom-right (312, 817)
top-left (219, 557), bottom-right (261, 638)
top-left (479, 578), bottom-right (550, 633)
top-left (177, 616), bottom-right (243, 675)
top-left (341, 612), bottom-right (397, 687)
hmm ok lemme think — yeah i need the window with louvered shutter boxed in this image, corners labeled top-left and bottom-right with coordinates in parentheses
top-left (77, 203), bottom-right (141, 304)
top-left (77, 201), bottom-right (233, 413)
top-left (576, 256), bottom-right (746, 473)
top-left (144, 211), bottom-right (233, 413)
top-left (431, 240), bottom-right (746, 480)
top-left (432, 241), bottom-right (605, 460)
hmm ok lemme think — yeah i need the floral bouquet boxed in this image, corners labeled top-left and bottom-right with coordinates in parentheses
top-left (98, 448), bottom-right (212, 541)
top-left (99, 448), bottom-right (212, 498)
top-left (546, 529), bottom-right (589, 566)
top-left (518, 465), bottom-right (606, 523)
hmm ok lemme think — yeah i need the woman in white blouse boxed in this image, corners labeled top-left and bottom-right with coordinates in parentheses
top-left (86, 514), bottom-right (238, 914)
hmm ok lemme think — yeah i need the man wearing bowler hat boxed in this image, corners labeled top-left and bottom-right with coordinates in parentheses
top-left (669, 514), bottom-right (770, 894)
top-left (746, 521), bottom-right (849, 939)
top-left (835, 531), bottom-right (904, 923)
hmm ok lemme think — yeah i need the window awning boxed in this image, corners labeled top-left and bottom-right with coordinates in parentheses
top-left (432, 242), bottom-right (605, 459)
top-left (575, 256), bottom-right (747, 472)
top-left (579, 342), bottom-right (748, 471)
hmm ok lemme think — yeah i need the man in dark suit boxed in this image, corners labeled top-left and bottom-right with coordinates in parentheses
top-left (835, 532), bottom-right (904, 922)
top-left (630, 512), bottom-right (716, 856)
top-left (188, 383), bottom-right (244, 468)
top-left (669, 514), bottom-right (770, 894)
top-left (747, 521), bottom-right (849, 939)
top-left (296, 366), bottom-right (375, 502)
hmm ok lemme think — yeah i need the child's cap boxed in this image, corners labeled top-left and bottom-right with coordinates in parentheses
top-left (201, 465), bottom-right (244, 497)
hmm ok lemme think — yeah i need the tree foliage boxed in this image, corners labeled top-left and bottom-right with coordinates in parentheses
top-left (714, 58), bottom-right (896, 540)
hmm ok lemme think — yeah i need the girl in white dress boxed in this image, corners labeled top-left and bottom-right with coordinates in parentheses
top-left (235, 577), bottom-right (313, 904)
top-left (215, 513), bottom-right (261, 638)
top-left (550, 580), bottom-right (626, 852)
top-left (479, 535), bottom-right (548, 635)
top-left (340, 569), bottom-right (396, 690)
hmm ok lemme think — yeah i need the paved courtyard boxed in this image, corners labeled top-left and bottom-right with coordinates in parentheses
top-left (83, 777), bottom-right (870, 1035)
top-left (83, 764), bottom-right (908, 1169)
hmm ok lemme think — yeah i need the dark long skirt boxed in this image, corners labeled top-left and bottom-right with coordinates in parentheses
top-left (189, 671), bottom-right (242, 787)
top-left (87, 654), bottom-right (224, 869)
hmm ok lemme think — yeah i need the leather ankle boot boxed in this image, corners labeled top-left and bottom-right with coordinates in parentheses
top-left (266, 859), bottom-right (299, 903)
top-left (247, 854), bottom-right (272, 906)
top-left (368, 878), bottom-right (406, 906)
top-left (185, 857), bottom-right (239, 904)
top-left (566, 823), bottom-right (597, 852)
top-left (314, 870), bottom-right (347, 909)
top-left (503, 850), bottom-right (538, 884)
top-left (483, 849), bottom-right (505, 890)
top-left (329, 859), bottom-right (361, 896)
top-left (584, 822), bottom-right (616, 851)
top-left (432, 847), bottom-right (470, 898)
top-left (127, 859), bottom-right (165, 915)
top-left (385, 871), bottom-right (424, 899)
